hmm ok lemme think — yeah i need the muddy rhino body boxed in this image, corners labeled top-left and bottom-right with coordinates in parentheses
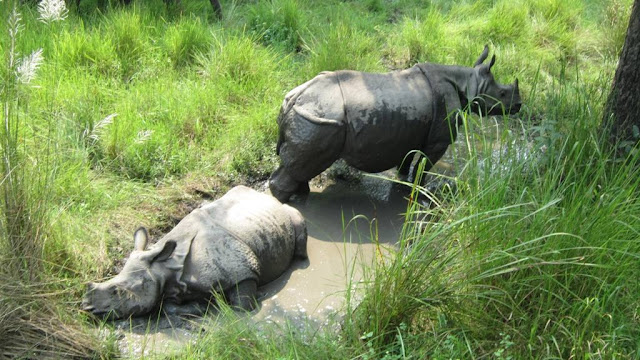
top-left (269, 45), bottom-right (522, 202)
top-left (82, 186), bottom-right (307, 319)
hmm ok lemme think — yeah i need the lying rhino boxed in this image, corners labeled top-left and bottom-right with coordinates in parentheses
top-left (269, 45), bottom-right (522, 202)
top-left (82, 186), bottom-right (307, 320)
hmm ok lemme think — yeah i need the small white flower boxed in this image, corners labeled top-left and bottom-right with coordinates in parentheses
top-left (135, 130), bottom-right (154, 144)
top-left (16, 48), bottom-right (44, 84)
top-left (38, 0), bottom-right (68, 23)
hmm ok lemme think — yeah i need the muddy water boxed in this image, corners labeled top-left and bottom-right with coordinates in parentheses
top-left (254, 171), bottom-right (410, 330)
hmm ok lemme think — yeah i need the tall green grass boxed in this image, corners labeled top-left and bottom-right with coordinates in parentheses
top-left (247, 0), bottom-right (304, 52)
top-left (0, 1), bottom-right (113, 358)
top-left (345, 71), bottom-right (640, 357)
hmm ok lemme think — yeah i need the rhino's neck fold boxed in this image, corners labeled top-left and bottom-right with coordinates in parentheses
top-left (153, 232), bottom-right (198, 302)
top-left (418, 63), bottom-right (477, 110)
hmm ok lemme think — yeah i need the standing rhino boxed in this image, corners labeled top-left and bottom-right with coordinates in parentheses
top-left (269, 45), bottom-right (522, 202)
top-left (82, 186), bottom-right (307, 320)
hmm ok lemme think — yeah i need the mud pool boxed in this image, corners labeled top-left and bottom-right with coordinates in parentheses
top-left (113, 167), bottom-right (414, 358)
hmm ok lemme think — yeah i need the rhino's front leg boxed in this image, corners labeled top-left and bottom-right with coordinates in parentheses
top-left (227, 279), bottom-right (259, 311)
top-left (417, 142), bottom-right (450, 176)
top-left (397, 153), bottom-right (417, 177)
top-left (163, 301), bottom-right (209, 317)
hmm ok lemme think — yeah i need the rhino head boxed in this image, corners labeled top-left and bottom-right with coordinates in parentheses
top-left (82, 228), bottom-right (176, 320)
top-left (470, 45), bottom-right (522, 116)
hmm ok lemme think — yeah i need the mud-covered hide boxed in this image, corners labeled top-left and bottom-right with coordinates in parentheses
top-left (269, 45), bottom-right (522, 203)
top-left (82, 186), bottom-right (307, 319)
top-left (287, 68), bottom-right (445, 173)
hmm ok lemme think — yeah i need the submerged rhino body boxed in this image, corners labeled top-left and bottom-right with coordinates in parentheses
top-left (269, 45), bottom-right (522, 202)
top-left (82, 186), bottom-right (307, 319)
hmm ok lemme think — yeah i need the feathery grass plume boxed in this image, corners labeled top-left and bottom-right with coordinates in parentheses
top-left (84, 113), bottom-right (116, 143)
top-left (1, 2), bottom-right (111, 358)
top-left (38, 0), bottom-right (68, 23)
top-left (16, 48), bottom-right (44, 84)
top-left (6, 8), bottom-right (22, 75)
top-left (135, 129), bottom-right (154, 144)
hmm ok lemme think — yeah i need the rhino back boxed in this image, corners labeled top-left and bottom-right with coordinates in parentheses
top-left (196, 186), bottom-right (297, 284)
top-left (337, 67), bottom-right (435, 172)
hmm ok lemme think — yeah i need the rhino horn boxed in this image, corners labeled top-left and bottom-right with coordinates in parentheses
top-left (473, 45), bottom-right (489, 67)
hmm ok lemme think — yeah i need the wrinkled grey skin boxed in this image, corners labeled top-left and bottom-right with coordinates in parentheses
top-left (82, 186), bottom-right (307, 320)
top-left (269, 45), bottom-right (522, 202)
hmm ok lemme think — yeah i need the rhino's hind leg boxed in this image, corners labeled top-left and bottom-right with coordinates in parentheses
top-left (270, 114), bottom-right (346, 202)
top-left (227, 279), bottom-right (259, 311)
top-left (397, 152), bottom-right (418, 178)
top-left (294, 224), bottom-right (308, 260)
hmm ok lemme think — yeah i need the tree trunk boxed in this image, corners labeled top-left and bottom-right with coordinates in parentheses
top-left (604, 0), bottom-right (640, 147)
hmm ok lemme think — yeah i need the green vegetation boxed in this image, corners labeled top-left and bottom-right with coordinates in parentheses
top-left (1, 0), bottom-right (638, 358)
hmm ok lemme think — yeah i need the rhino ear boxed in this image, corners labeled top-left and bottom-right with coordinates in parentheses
top-left (473, 45), bottom-right (489, 67)
top-left (134, 227), bottom-right (149, 251)
top-left (151, 240), bottom-right (176, 263)
top-left (489, 55), bottom-right (496, 70)
top-left (140, 240), bottom-right (176, 263)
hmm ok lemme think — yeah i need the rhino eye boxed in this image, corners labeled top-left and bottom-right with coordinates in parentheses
top-left (500, 90), bottom-right (506, 97)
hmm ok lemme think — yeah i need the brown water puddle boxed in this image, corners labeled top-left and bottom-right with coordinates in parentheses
top-left (253, 171), bottom-right (411, 330)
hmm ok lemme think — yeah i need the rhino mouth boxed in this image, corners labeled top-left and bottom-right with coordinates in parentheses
top-left (509, 102), bottom-right (522, 114)
top-left (83, 305), bottom-right (107, 318)
top-left (82, 303), bottom-right (118, 320)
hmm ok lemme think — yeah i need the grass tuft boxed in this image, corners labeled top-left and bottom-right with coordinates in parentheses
top-left (163, 17), bottom-right (212, 68)
top-left (247, 0), bottom-right (304, 52)
top-left (305, 22), bottom-right (382, 76)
